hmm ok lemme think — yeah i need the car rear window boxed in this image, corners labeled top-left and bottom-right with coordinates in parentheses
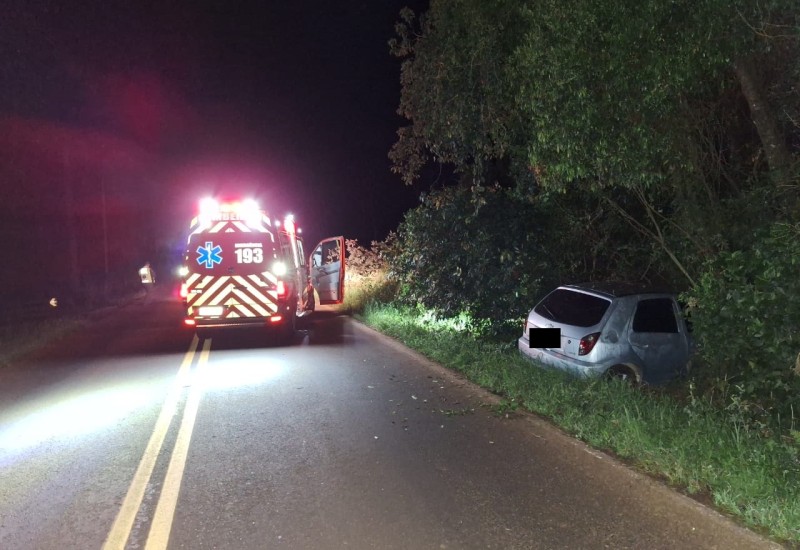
top-left (534, 289), bottom-right (611, 327)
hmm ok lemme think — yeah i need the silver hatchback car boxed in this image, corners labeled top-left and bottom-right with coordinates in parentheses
top-left (518, 283), bottom-right (693, 384)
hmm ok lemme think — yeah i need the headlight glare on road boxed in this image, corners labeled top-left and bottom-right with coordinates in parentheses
top-left (0, 383), bottom-right (153, 452)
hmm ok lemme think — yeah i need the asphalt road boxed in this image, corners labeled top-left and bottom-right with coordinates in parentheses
top-left (0, 288), bottom-right (782, 549)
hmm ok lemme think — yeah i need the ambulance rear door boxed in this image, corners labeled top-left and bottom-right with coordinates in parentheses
top-left (187, 229), bottom-right (281, 316)
top-left (309, 236), bottom-right (345, 304)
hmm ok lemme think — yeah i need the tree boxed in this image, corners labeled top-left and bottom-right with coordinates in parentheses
top-left (390, 1), bottom-right (530, 188)
top-left (391, 0), bottom-right (798, 285)
top-left (391, 0), bottom-right (798, 193)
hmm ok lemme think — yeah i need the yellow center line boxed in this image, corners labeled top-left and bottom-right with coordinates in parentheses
top-left (102, 334), bottom-right (200, 550)
top-left (146, 337), bottom-right (212, 550)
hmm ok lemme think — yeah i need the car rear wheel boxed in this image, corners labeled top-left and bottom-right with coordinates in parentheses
top-left (606, 365), bottom-right (640, 385)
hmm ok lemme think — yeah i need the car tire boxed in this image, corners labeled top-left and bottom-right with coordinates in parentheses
top-left (606, 365), bottom-right (640, 385)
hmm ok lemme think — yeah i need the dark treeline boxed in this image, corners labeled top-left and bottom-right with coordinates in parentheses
top-left (0, 119), bottom-right (160, 309)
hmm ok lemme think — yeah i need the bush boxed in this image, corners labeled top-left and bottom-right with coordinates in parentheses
top-left (683, 222), bottom-right (800, 432)
top-left (385, 184), bottom-right (555, 337)
top-left (341, 239), bottom-right (398, 314)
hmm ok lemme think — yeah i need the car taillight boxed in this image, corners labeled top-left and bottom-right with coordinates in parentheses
top-left (276, 280), bottom-right (287, 299)
top-left (578, 332), bottom-right (601, 356)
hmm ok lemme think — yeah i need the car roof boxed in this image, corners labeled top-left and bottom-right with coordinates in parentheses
top-left (563, 282), bottom-right (675, 298)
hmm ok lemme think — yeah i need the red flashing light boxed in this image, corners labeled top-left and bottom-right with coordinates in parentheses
top-left (184, 318), bottom-right (196, 326)
top-left (198, 198), bottom-right (262, 224)
top-left (276, 280), bottom-right (287, 299)
top-left (284, 216), bottom-right (296, 235)
top-left (270, 315), bottom-right (283, 323)
top-left (180, 283), bottom-right (188, 299)
top-left (578, 332), bottom-right (601, 356)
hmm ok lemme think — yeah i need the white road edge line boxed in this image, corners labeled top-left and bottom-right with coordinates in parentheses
top-left (102, 334), bottom-right (200, 550)
top-left (145, 337), bottom-right (212, 550)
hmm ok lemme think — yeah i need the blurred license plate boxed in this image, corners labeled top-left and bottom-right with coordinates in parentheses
top-left (529, 327), bottom-right (561, 348)
top-left (199, 306), bottom-right (224, 316)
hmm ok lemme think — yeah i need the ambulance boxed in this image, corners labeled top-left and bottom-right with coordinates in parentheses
top-left (179, 198), bottom-right (344, 336)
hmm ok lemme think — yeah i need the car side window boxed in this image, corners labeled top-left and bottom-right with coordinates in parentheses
top-left (632, 298), bottom-right (678, 333)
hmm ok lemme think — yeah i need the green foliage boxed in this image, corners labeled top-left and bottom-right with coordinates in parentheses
top-left (385, 184), bottom-right (555, 335)
top-left (390, 1), bottom-right (529, 186)
top-left (341, 239), bottom-right (397, 315)
top-left (683, 222), bottom-right (800, 429)
top-left (392, 0), bottom-right (798, 193)
top-left (345, 238), bottom-right (386, 279)
top-left (510, 0), bottom-right (748, 190)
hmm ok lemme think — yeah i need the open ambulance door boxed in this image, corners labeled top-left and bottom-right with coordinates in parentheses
top-left (310, 236), bottom-right (345, 305)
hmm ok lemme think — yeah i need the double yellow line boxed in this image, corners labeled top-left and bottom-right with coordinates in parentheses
top-left (103, 334), bottom-right (211, 550)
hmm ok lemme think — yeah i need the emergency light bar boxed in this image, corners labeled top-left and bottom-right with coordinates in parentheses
top-left (195, 198), bottom-right (302, 234)
top-left (197, 197), bottom-right (265, 227)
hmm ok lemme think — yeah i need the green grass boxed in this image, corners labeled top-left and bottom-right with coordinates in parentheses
top-left (0, 287), bottom-right (142, 368)
top-left (358, 302), bottom-right (800, 545)
top-left (0, 318), bottom-right (85, 367)
top-left (340, 271), bottom-right (398, 315)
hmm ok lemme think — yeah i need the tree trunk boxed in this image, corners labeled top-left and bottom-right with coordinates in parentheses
top-left (734, 56), bottom-right (793, 183)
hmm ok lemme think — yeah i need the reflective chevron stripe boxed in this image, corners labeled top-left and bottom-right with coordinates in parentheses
top-left (192, 276), bottom-right (230, 307)
top-left (233, 276), bottom-right (273, 304)
top-left (260, 271), bottom-right (278, 285)
top-left (232, 290), bottom-right (270, 316)
top-left (209, 221), bottom-right (227, 234)
top-left (186, 273), bottom-right (279, 318)
top-left (195, 275), bottom-right (214, 289)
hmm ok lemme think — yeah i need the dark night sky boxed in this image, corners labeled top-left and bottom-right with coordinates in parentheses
top-left (1, 0), bottom-right (429, 254)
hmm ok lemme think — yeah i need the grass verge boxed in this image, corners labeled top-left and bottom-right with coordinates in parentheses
top-left (0, 318), bottom-right (87, 367)
top-left (0, 289), bottom-right (143, 368)
top-left (359, 302), bottom-right (800, 545)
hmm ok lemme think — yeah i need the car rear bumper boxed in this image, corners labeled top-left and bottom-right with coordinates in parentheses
top-left (517, 337), bottom-right (609, 378)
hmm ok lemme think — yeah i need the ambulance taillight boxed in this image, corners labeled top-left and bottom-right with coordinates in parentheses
top-left (276, 280), bottom-right (288, 299)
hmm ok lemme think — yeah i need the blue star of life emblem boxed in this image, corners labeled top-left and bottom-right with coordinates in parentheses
top-left (196, 241), bottom-right (223, 268)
